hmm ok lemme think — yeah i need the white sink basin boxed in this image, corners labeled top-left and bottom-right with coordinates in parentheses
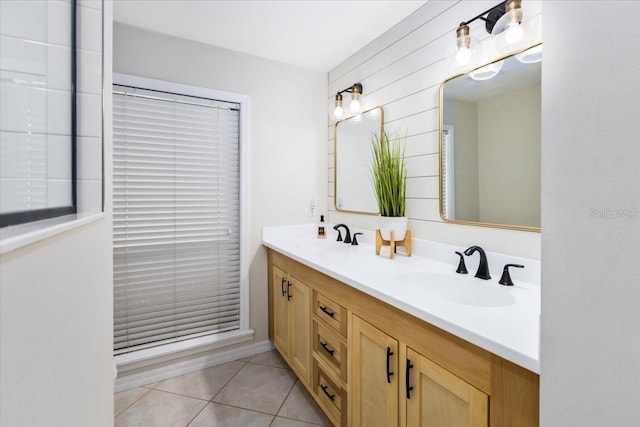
top-left (394, 271), bottom-right (516, 308)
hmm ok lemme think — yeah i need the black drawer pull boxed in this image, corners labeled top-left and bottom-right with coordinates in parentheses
top-left (287, 281), bottom-right (292, 301)
top-left (280, 277), bottom-right (286, 297)
top-left (320, 341), bottom-right (335, 356)
top-left (386, 346), bottom-right (394, 384)
top-left (406, 359), bottom-right (414, 399)
top-left (319, 305), bottom-right (335, 318)
top-left (320, 384), bottom-right (336, 401)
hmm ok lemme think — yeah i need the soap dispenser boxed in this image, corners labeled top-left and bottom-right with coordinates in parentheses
top-left (318, 215), bottom-right (327, 239)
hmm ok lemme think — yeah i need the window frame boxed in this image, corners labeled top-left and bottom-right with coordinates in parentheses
top-left (0, 0), bottom-right (78, 228)
top-left (112, 72), bottom-right (251, 358)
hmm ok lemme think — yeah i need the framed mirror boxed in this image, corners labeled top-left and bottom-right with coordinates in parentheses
top-left (335, 106), bottom-right (383, 214)
top-left (439, 44), bottom-right (542, 232)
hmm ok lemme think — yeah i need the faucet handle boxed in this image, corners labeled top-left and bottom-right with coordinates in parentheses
top-left (455, 251), bottom-right (468, 274)
top-left (499, 264), bottom-right (524, 286)
top-left (351, 233), bottom-right (363, 246)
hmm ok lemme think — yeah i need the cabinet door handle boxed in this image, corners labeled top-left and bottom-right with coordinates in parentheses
top-left (319, 305), bottom-right (335, 318)
top-left (406, 359), bottom-right (414, 399)
top-left (287, 281), bottom-right (292, 301)
top-left (280, 277), bottom-right (287, 297)
top-left (320, 341), bottom-right (335, 356)
top-left (320, 384), bottom-right (336, 402)
top-left (386, 346), bottom-right (394, 383)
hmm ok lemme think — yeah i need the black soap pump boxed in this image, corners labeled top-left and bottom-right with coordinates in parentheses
top-left (318, 215), bottom-right (327, 239)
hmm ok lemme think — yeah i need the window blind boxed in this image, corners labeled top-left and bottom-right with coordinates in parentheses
top-left (113, 85), bottom-right (241, 354)
top-left (441, 126), bottom-right (455, 219)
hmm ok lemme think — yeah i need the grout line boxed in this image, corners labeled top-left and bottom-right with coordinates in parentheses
top-left (208, 357), bottom-right (248, 402)
top-left (113, 386), bottom-right (152, 419)
top-left (271, 378), bottom-right (298, 426)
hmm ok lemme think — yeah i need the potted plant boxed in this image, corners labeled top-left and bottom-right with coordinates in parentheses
top-left (371, 130), bottom-right (408, 241)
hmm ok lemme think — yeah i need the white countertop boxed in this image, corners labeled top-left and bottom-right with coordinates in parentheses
top-left (262, 224), bottom-right (540, 374)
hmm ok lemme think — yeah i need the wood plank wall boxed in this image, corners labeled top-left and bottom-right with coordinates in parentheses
top-left (327, 0), bottom-right (542, 258)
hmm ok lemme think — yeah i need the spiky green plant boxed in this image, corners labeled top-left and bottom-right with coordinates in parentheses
top-left (370, 130), bottom-right (407, 217)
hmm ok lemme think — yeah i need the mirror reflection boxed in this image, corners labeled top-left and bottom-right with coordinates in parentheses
top-left (335, 107), bottom-right (383, 214)
top-left (440, 45), bottom-right (541, 231)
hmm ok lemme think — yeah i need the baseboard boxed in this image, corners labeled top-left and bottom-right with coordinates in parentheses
top-left (115, 339), bottom-right (274, 392)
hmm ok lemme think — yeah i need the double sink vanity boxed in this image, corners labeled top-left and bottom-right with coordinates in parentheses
top-left (263, 224), bottom-right (540, 426)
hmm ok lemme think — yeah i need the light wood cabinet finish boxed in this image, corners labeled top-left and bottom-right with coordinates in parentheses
top-left (271, 265), bottom-right (311, 384)
top-left (267, 249), bottom-right (539, 427)
top-left (351, 315), bottom-right (399, 427)
top-left (406, 347), bottom-right (489, 427)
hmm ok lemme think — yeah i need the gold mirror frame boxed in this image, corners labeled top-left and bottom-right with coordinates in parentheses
top-left (334, 106), bottom-right (384, 214)
top-left (438, 44), bottom-right (542, 233)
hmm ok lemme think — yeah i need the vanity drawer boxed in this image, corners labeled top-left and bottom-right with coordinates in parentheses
top-left (313, 360), bottom-right (347, 427)
top-left (313, 291), bottom-right (347, 337)
top-left (313, 321), bottom-right (348, 382)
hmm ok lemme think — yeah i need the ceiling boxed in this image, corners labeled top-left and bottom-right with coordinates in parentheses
top-left (113, 0), bottom-right (428, 72)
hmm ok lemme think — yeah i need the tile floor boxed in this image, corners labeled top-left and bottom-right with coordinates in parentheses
top-left (115, 350), bottom-right (332, 427)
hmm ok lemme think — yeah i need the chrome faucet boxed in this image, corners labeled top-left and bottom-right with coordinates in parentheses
top-left (464, 246), bottom-right (491, 280)
top-left (333, 224), bottom-right (352, 244)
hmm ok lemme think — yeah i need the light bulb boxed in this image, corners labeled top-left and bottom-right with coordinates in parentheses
top-left (505, 22), bottom-right (524, 44)
top-left (333, 93), bottom-right (344, 119)
top-left (334, 105), bottom-right (344, 118)
top-left (456, 46), bottom-right (472, 65)
top-left (350, 96), bottom-right (360, 112)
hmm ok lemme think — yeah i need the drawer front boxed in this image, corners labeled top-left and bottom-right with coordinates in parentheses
top-left (313, 360), bottom-right (347, 427)
top-left (313, 291), bottom-right (347, 337)
top-left (313, 321), bottom-right (348, 382)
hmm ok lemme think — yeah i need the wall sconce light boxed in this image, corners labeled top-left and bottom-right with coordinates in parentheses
top-left (332, 83), bottom-right (364, 119)
top-left (448, 0), bottom-right (533, 74)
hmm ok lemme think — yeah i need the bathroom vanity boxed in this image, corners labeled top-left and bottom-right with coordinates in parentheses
top-left (263, 225), bottom-right (540, 427)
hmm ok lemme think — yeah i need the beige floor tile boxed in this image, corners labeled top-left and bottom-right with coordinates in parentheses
top-left (248, 349), bottom-right (289, 368)
top-left (141, 381), bottom-right (162, 389)
top-left (271, 417), bottom-right (326, 427)
top-left (114, 387), bottom-right (150, 417)
top-left (213, 363), bottom-right (296, 414)
top-left (114, 389), bottom-right (207, 427)
top-left (237, 356), bottom-right (251, 362)
top-left (154, 361), bottom-right (244, 400)
top-left (188, 402), bottom-right (273, 427)
top-left (278, 381), bottom-right (332, 426)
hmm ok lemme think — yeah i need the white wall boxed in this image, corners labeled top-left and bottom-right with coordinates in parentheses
top-left (0, 1), bottom-right (114, 426)
top-left (541, 1), bottom-right (640, 424)
top-left (112, 23), bottom-right (327, 354)
top-left (327, 0), bottom-right (542, 260)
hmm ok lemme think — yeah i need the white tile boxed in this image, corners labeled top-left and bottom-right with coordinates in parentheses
top-left (47, 45), bottom-right (72, 91)
top-left (77, 6), bottom-right (102, 52)
top-left (189, 403), bottom-right (273, 427)
top-left (114, 390), bottom-right (207, 427)
top-left (0, 83), bottom-right (48, 134)
top-left (47, 135), bottom-right (73, 180)
top-left (78, 0), bottom-right (102, 11)
top-left (76, 178), bottom-right (102, 213)
top-left (77, 93), bottom-right (102, 138)
top-left (76, 137), bottom-right (102, 180)
top-left (154, 361), bottom-right (245, 401)
top-left (0, 0), bottom-right (47, 42)
top-left (77, 49), bottom-right (102, 95)
top-left (0, 36), bottom-right (47, 76)
top-left (114, 387), bottom-right (150, 417)
top-left (0, 132), bottom-right (47, 179)
top-left (47, 0), bottom-right (72, 47)
top-left (0, 178), bottom-right (47, 214)
top-left (47, 178), bottom-right (73, 208)
top-left (47, 89), bottom-right (73, 136)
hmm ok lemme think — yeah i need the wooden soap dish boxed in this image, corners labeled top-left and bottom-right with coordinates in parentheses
top-left (375, 229), bottom-right (412, 259)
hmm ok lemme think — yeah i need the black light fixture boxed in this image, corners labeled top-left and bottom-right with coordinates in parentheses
top-left (332, 83), bottom-right (363, 119)
top-left (452, 0), bottom-right (530, 68)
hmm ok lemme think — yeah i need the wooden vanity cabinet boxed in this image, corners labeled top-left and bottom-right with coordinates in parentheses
top-left (267, 249), bottom-right (539, 427)
top-left (271, 265), bottom-right (311, 384)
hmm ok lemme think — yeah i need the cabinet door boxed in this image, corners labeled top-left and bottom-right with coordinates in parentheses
top-left (351, 315), bottom-right (399, 427)
top-left (406, 348), bottom-right (488, 427)
top-left (289, 276), bottom-right (311, 383)
top-left (272, 267), bottom-right (290, 358)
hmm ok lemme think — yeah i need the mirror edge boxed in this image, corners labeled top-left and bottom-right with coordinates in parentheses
top-left (438, 44), bottom-right (542, 233)
top-left (334, 105), bottom-right (385, 215)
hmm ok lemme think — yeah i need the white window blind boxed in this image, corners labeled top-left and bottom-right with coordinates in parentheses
top-left (113, 84), bottom-right (241, 354)
top-left (441, 125), bottom-right (455, 219)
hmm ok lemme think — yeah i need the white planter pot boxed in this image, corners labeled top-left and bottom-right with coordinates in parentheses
top-left (379, 216), bottom-right (408, 241)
